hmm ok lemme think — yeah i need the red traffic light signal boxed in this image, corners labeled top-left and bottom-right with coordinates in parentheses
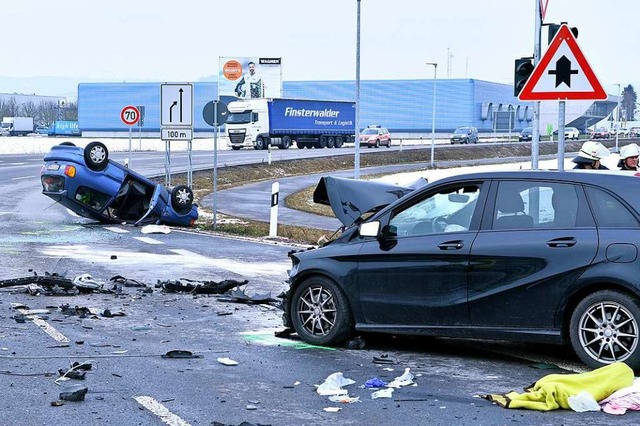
top-left (514, 58), bottom-right (534, 97)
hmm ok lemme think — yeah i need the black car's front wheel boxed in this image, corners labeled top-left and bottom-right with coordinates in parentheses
top-left (84, 141), bottom-right (109, 171)
top-left (170, 185), bottom-right (194, 213)
top-left (570, 290), bottom-right (640, 369)
top-left (290, 276), bottom-right (353, 346)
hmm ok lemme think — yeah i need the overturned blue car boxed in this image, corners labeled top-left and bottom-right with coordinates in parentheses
top-left (40, 141), bottom-right (198, 227)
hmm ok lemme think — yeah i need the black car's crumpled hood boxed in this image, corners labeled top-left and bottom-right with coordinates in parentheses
top-left (312, 176), bottom-right (427, 227)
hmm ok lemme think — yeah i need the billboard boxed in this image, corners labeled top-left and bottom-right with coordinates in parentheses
top-left (219, 57), bottom-right (282, 99)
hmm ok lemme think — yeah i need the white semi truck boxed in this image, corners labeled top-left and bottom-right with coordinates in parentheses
top-left (225, 98), bottom-right (355, 150)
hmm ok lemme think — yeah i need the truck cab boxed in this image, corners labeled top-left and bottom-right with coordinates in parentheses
top-left (226, 99), bottom-right (271, 150)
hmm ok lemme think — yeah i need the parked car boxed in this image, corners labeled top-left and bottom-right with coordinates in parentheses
top-left (630, 127), bottom-right (640, 138)
top-left (617, 128), bottom-right (630, 138)
top-left (591, 128), bottom-right (610, 139)
top-left (283, 170), bottom-right (640, 370)
top-left (35, 125), bottom-right (50, 135)
top-left (40, 141), bottom-right (198, 226)
top-left (359, 125), bottom-right (391, 148)
top-left (552, 127), bottom-right (580, 140)
top-left (519, 127), bottom-right (533, 142)
top-left (450, 126), bottom-right (478, 144)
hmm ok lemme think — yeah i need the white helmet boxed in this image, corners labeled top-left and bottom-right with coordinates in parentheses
top-left (619, 143), bottom-right (640, 160)
top-left (576, 141), bottom-right (610, 161)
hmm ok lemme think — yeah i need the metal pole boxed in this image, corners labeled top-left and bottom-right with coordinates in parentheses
top-left (128, 126), bottom-right (132, 167)
top-left (558, 101), bottom-right (566, 171)
top-left (187, 139), bottom-right (192, 188)
top-left (213, 101), bottom-right (218, 231)
top-left (354, 0), bottom-right (361, 179)
top-left (615, 83), bottom-right (621, 153)
top-left (531, 0), bottom-right (542, 169)
top-left (426, 62), bottom-right (437, 167)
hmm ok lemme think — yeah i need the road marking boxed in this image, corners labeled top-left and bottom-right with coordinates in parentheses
top-left (105, 226), bottom-right (129, 234)
top-left (11, 175), bottom-right (37, 181)
top-left (133, 396), bottom-right (191, 426)
top-left (15, 308), bottom-right (70, 343)
top-left (133, 237), bottom-right (164, 245)
top-left (169, 249), bottom-right (290, 277)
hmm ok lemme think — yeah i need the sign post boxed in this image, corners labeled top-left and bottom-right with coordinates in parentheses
top-left (518, 24), bottom-right (607, 171)
top-left (120, 105), bottom-right (140, 167)
top-left (160, 83), bottom-right (194, 186)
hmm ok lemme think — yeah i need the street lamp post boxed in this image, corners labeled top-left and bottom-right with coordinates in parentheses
top-left (354, 0), bottom-right (361, 179)
top-left (426, 62), bottom-right (437, 167)
top-left (615, 83), bottom-right (621, 153)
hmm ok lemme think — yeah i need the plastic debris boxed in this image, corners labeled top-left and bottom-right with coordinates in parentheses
top-left (219, 287), bottom-right (277, 304)
top-left (323, 407), bottom-right (341, 412)
top-left (58, 368), bottom-right (86, 380)
top-left (59, 384), bottom-right (88, 401)
top-left (371, 388), bottom-right (394, 399)
top-left (72, 274), bottom-right (102, 293)
top-left (568, 391), bottom-right (601, 412)
top-left (329, 395), bottom-right (361, 404)
top-left (217, 357), bottom-right (239, 366)
top-left (162, 350), bottom-right (203, 359)
top-left (372, 354), bottom-right (396, 364)
top-left (388, 368), bottom-right (415, 388)
top-left (316, 372), bottom-right (356, 396)
top-left (159, 278), bottom-right (246, 295)
top-left (109, 275), bottom-right (147, 288)
top-left (364, 378), bottom-right (387, 388)
top-left (140, 224), bottom-right (171, 234)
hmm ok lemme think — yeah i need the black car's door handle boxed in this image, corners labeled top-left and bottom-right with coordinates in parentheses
top-left (547, 237), bottom-right (577, 248)
top-left (438, 240), bottom-right (464, 250)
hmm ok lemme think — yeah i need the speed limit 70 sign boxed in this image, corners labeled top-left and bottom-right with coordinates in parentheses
top-left (121, 105), bottom-right (140, 126)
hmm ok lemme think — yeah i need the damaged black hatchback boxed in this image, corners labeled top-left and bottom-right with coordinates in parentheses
top-left (283, 170), bottom-right (640, 370)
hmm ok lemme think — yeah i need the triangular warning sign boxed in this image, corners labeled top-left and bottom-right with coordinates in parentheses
top-left (518, 24), bottom-right (606, 101)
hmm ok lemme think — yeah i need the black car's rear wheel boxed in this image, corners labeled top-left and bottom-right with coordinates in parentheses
top-left (170, 185), bottom-right (193, 213)
top-left (84, 141), bottom-right (109, 171)
top-left (290, 276), bottom-right (352, 346)
top-left (570, 290), bottom-right (640, 369)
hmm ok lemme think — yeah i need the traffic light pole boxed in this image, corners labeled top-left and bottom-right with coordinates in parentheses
top-left (531, 0), bottom-right (542, 170)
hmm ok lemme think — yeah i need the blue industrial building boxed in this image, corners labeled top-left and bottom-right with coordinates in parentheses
top-left (77, 79), bottom-right (614, 136)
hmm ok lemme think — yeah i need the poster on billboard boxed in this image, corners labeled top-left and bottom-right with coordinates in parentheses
top-left (219, 57), bottom-right (282, 99)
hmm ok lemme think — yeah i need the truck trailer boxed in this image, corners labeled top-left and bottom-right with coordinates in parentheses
top-left (48, 120), bottom-right (81, 137)
top-left (1, 117), bottom-right (34, 136)
top-left (225, 98), bottom-right (355, 150)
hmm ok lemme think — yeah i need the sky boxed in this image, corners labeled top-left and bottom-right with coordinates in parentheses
top-left (4, 0), bottom-right (639, 96)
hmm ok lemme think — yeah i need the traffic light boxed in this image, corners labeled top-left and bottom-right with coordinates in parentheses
top-left (514, 58), bottom-right (534, 97)
top-left (548, 23), bottom-right (578, 44)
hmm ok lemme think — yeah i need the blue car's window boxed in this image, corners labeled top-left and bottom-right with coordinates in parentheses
top-left (75, 186), bottom-right (110, 211)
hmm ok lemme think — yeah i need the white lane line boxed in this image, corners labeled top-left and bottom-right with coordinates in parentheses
top-left (11, 175), bottom-right (37, 181)
top-left (105, 226), bottom-right (129, 234)
top-left (133, 396), bottom-right (191, 426)
top-left (16, 308), bottom-right (70, 343)
top-left (133, 236), bottom-right (164, 245)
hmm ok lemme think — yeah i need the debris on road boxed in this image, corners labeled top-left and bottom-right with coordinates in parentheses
top-left (58, 384), bottom-right (88, 402)
top-left (109, 275), bottom-right (147, 288)
top-left (371, 388), bottom-right (394, 399)
top-left (316, 372), bottom-right (355, 396)
top-left (140, 224), bottom-right (171, 234)
top-left (217, 357), bottom-right (239, 366)
top-left (218, 287), bottom-right (277, 305)
top-left (161, 350), bottom-right (203, 359)
top-left (158, 278), bottom-right (247, 294)
top-left (72, 274), bottom-right (102, 293)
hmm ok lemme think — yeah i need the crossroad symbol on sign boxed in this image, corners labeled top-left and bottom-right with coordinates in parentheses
top-left (518, 24), bottom-right (606, 101)
top-left (161, 83), bottom-right (193, 126)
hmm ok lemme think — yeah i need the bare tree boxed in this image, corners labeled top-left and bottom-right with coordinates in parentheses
top-left (37, 101), bottom-right (58, 126)
top-left (622, 85), bottom-right (637, 121)
top-left (20, 101), bottom-right (38, 121)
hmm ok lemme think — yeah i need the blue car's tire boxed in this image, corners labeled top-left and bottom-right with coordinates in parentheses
top-left (171, 185), bottom-right (193, 214)
top-left (84, 141), bottom-right (109, 171)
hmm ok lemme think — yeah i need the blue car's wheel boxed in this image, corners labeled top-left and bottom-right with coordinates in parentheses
top-left (171, 185), bottom-right (193, 214)
top-left (84, 141), bottom-right (109, 171)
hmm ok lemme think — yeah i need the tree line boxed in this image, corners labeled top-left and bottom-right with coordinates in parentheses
top-left (0, 97), bottom-right (78, 127)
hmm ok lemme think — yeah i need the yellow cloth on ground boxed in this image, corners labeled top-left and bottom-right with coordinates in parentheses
top-left (484, 362), bottom-right (634, 411)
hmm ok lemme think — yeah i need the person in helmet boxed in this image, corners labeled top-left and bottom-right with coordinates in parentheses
top-left (572, 141), bottom-right (610, 169)
top-left (618, 143), bottom-right (640, 171)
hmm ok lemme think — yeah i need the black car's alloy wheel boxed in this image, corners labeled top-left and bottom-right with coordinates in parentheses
top-left (290, 276), bottom-right (352, 346)
top-left (570, 290), bottom-right (640, 369)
